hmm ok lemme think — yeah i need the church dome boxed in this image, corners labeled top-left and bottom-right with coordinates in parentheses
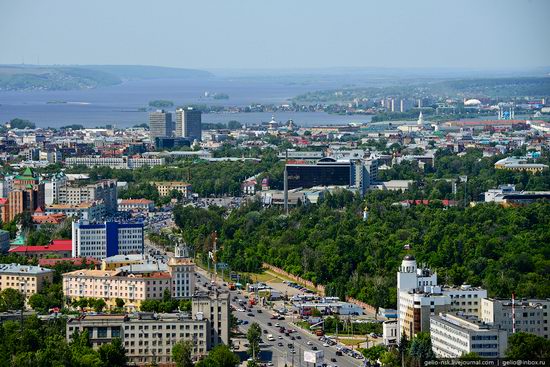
top-left (464, 99), bottom-right (482, 106)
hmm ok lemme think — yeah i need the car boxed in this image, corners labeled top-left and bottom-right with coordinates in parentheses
top-left (287, 343), bottom-right (294, 348)
top-left (257, 309), bottom-right (262, 313)
top-left (267, 363), bottom-right (274, 367)
top-left (312, 346), bottom-right (318, 350)
top-left (277, 316), bottom-right (285, 320)
top-left (335, 351), bottom-right (342, 356)
top-left (291, 336), bottom-right (295, 340)
top-left (296, 336), bottom-right (301, 339)
top-left (290, 350), bottom-right (296, 354)
top-left (278, 336), bottom-right (283, 339)
top-left (307, 341), bottom-right (312, 346)
top-left (247, 313), bottom-right (254, 317)
top-left (323, 343), bottom-right (330, 347)
top-left (263, 330), bottom-right (268, 334)
top-left (277, 342), bottom-right (283, 347)
top-left (267, 322), bottom-right (272, 326)
top-left (274, 323), bottom-right (280, 327)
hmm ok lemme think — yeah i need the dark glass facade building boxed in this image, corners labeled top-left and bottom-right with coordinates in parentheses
top-left (286, 159), bottom-right (352, 189)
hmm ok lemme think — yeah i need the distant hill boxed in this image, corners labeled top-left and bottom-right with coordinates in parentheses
top-left (83, 65), bottom-right (212, 80)
top-left (0, 64), bottom-right (212, 91)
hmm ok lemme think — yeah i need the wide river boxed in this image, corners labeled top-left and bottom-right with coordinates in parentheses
top-left (0, 77), bottom-right (373, 128)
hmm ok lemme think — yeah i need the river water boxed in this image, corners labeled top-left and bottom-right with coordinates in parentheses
top-left (0, 77), bottom-right (373, 128)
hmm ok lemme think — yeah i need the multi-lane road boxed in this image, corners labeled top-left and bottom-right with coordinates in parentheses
top-left (145, 239), bottom-right (365, 367)
top-left (194, 268), bottom-right (365, 367)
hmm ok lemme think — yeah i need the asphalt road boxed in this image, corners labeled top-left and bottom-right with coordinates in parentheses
top-left (194, 269), bottom-right (365, 367)
top-left (144, 236), bottom-right (365, 367)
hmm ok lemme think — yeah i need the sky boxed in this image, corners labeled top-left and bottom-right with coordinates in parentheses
top-left (1, 0), bottom-right (549, 70)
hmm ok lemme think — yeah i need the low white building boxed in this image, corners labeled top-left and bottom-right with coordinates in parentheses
top-left (383, 320), bottom-right (398, 346)
top-left (430, 313), bottom-right (508, 358)
top-left (117, 199), bottom-right (155, 212)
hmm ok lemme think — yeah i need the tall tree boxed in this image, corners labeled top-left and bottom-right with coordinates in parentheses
top-left (506, 332), bottom-right (550, 359)
top-left (0, 288), bottom-right (25, 311)
top-left (246, 322), bottom-right (262, 359)
top-left (409, 332), bottom-right (435, 366)
top-left (172, 340), bottom-right (194, 367)
top-left (98, 338), bottom-right (128, 367)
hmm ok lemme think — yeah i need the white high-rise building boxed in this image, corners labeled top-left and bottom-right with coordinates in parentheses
top-left (396, 255), bottom-right (487, 341)
top-left (168, 244), bottom-right (196, 299)
top-left (43, 172), bottom-right (67, 206)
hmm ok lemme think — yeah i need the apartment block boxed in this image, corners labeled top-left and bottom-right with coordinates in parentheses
top-left (66, 313), bottom-right (208, 365)
top-left (431, 313), bottom-right (508, 358)
top-left (63, 245), bottom-right (195, 310)
top-left (0, 264), bottom-right (54, 298)
top-left (66, 292), bottom-right (229, 364)
top-left (154, 182), bottom-right (192, 198)
top-left (63, 268), bottom-right (172, 310)
top-left (481, 298), bottom-right (550, 339)
top-left (192, 291), bottom-right (231, 347)
top-left (46, 201), bottom-right (105, 222)
top-left (59, 179), bottom-right (117, 213)
top-left (65, 156), bottom-right (165, 170)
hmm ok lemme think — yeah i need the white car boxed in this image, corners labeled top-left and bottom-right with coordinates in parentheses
top-left (323, 343), bottom-right (330, 347)
top-left (275, 323), bottom-right (280, 327)
top-left (307, 341), bottom-right (312, 346)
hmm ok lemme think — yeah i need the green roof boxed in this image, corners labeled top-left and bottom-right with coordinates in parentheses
top-left (10, 234), bottom-right (26, 246)
top-left (23, 167), bottom-right (34, 176)
top-left (15, 167), bottom-right (37, 181)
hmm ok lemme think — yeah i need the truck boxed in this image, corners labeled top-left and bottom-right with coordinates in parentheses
top-left (315, 330), bottom-right (324, 336)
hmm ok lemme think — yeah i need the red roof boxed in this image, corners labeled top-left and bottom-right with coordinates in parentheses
top-left (39, 257), bottom-right (99, 267)
top-left (0, 198), bottom-right (7, 205)
top-left (9, 239), bottom-right (72, 253)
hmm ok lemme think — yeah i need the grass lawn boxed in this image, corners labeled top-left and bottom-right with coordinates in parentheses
top-left (337, 338), bottom-right (364, 346)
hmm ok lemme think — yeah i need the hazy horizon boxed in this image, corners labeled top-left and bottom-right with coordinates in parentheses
top-left (1, 0), bottom-right (549, 70)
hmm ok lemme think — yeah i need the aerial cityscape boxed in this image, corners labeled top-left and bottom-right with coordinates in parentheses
top-left (0, 0), bottom-right (549, 366)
